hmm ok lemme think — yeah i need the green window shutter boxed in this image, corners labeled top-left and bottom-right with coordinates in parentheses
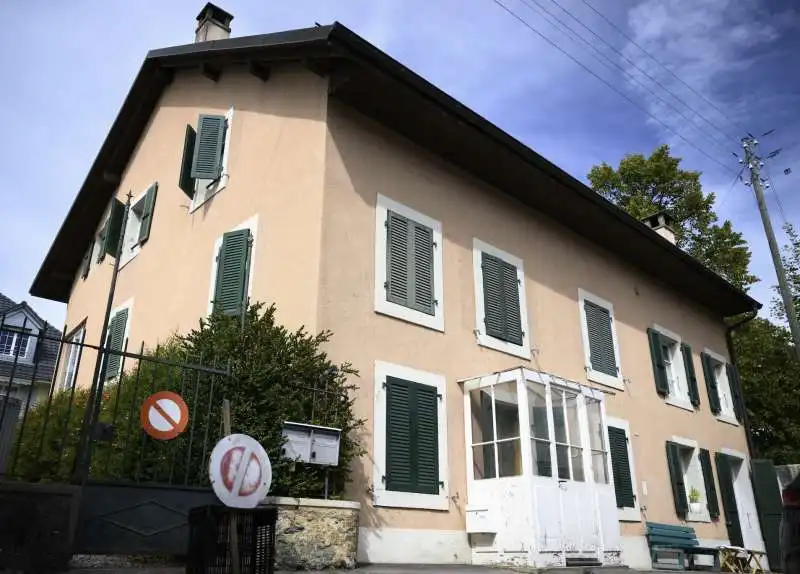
top-left (699, 448), bottom-right (720, 518)
top-left (666, 441), bottom-right (688, 518)
top-left (80, 246), bottom-right (92, 279)
top-left (726, 364), bottom-right (744, 422)
top-left (96, 220), bottom-right (108, 263)
top-left (481, 252), bottom-right (523, 345)
top-left (715, 452), bottom-right (744, 547)
top-left (179, 125), bottom-right (197, 197)
top-left (191, 114), bottom-right (226, 180)
top-left (585, 300), bottom-right (618, 377)
top-left (104, 309), bottom-right (128, 380)
top-left (647, 328), bottom-right (669, 396)
top-left (682, 343), bottom-right (701, 407)
top-left (385, 376), bottom-right (440, 495)
top-left (386, 211), bottom-right (410, 307)
top-left (137, 182), bottom-right (158, 244)
top-left (608, 426), bottom-right (635, 508)
top-left (103, 199), bottom-right (126, 258)
top-left (411, 222), bottom-right (435, 315)
top-left (701, 353), bottom-right (722, 414)
top-left (751, 459), bottom-right (783, 570)
top-left (213, 229), bottom-right (252, 316)
top-left (384, 211), bottom-right (436, 315)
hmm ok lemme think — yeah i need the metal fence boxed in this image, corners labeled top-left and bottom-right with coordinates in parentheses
top-left (0, 312), bottom-right (350, 489)
top-left (0, 316), bottom-right (232, 487)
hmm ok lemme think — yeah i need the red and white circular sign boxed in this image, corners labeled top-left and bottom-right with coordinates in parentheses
top-left (140, 391), bottom-right (189, 441)
top-left (209, 434), bottom-right (272, 508)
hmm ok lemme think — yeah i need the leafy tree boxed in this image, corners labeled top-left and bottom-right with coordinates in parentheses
top-left (771, 222), bottom-right (800, 322)
top-left (588, 144), bottom-right (757, 289)
top-left (588, 146), bottom-right (800, 463)
top-left (13, 303), bottom-right (364, 498)
top-left (731, 317), bottom-right (800, 464)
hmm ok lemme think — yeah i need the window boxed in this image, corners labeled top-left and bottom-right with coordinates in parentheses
top-left (0, 329), bottom-right (30, 359)
top-left (119, 183), bottom-right (158, 268)
top-left (648, 326), bottom-right (700, 411)
top-left (470, 381), bottom-right (522, 480)
top-left (701, 350), bottom-right (742, 424)
top-left (103, 302), bottom-right (131, 381)
top-left (607, 417), bottom-right (640, 522)
top-left (61, 325), bottom-right (85, 391)
top-left (208, 216), bottom-right (257, 317)
top-left (374, 195), bottom-right (444, 331)
top-left (373, 361), bottom-right (448, 510)
top-left (528, 382), bottom-right (552, 477)
top-left (552, 388), bottom-right (585, 481)
top-left (666, 438), bottom-right (720, 522)
top-left (578, 289), bottom-right (623, 389)
top-left (181, 108), bottom-right (234, 211)
top-left (472, 239), bottom-right (530, 359)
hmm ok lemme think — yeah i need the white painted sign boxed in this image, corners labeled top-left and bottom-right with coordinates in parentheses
top-left (209, 433), bottom-right (272, 508)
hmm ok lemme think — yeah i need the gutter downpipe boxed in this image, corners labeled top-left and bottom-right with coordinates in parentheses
top-left (725, 307), bottom-right (760, 459)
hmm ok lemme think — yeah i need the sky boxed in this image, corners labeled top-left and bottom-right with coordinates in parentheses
top-left (1, 0), bottom-right (798, 328)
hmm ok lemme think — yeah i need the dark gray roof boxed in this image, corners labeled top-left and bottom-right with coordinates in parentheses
top-left (0, 292), bottom-right (62, 385)
top-left (29, 22), bottom-right (760, 317)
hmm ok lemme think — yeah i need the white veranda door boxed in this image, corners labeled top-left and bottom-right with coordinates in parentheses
top-left (528, 378), bottom-right (618, 560)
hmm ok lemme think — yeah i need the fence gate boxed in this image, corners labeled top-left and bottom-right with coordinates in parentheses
top-left (0, 322), bottom-right (231, 564)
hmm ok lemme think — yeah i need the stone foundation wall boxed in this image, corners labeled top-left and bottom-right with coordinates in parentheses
top-left (263, 496), bottom-right (360, 570)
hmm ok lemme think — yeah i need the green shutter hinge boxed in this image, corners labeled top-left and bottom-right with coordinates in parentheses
top-left (384, 281), bottom-right (389, 290)
top-left (381, 475), bottom-right (386, 483)
top-left (439, 481), bottom-right (445, 489)
top-left (382, 381), bottom-right (387, 389)
top-left (437, 393), bottom-right (443, 400)
top-left (434, 298), bottom-right (439, 306)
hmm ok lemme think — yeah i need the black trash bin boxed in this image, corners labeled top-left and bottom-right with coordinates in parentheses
top-left (187, 505), bottom-right (277, 574)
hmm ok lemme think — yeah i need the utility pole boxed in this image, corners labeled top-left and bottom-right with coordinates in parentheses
top-left (740, 135), bottom-right (800, 359)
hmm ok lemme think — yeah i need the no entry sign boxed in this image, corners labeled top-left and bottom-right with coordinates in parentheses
top-left (140, 391), bottom-right (189, 441)
top-left (209, 434), bottom-right (272, 508)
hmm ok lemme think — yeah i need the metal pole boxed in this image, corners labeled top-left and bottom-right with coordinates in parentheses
top-left (222, 399), bottom-right (241, 574)
top-left (742, 137), bottom-right (800, 359)
top-left (73, 192), bottom-right (132, 483)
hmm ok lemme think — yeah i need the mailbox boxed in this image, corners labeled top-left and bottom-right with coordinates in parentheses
top-left (281, 421), bottom-right (341, 466)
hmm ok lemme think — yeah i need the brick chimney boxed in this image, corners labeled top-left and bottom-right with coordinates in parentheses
top-left (642, 211), bottom-right (677, 245)
top-left (195, 3), bottom-right (234, 43)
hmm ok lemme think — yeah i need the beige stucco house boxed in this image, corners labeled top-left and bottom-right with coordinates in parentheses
top-left (31, 4), bottom-right (768, 569)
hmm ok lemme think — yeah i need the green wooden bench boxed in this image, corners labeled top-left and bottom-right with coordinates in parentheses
top-left (646, 522), bottom-right (721, 571)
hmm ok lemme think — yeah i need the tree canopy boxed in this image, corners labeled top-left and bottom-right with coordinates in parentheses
top-left (589, 145), bottom-right (800, 463)
top-left (588, 144), bottom-right (757, 290)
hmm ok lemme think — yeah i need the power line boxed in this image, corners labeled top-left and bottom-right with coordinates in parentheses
top-left (490, 0), bottom-right (737, 175)
top-left (578, 0), bottom-right (748, 135)
top-left (515, 0), bottom-right (736, 156)
top-left (716, 166), bottom-right (745, 210)
top-left (542, 0), bottom-right (740, 146)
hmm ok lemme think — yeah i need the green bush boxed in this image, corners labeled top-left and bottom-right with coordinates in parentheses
top-left (13, 303), bottom-right (364, 499)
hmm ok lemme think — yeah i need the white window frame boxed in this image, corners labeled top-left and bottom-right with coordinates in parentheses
top-left (191, 106), bottom-right (234, 213)
top-left (61, 324), bottom-right (86, 391)
top-left (670, 435), bottom-right (711, 523)
top-left (704, 348), bottom-right (739, 426)
top-left (653, 324), bottom-right (693, 412)
top-left (373, 194), bottom-right (445, 332)
top-left (104, 298), bottom-right (133, 381)
top-left (578, 289), bottom-right (624, 390)
top-left (0, 328), bottom-right (32, 361)
top-left (606, 416), bottom-right (641, 522)
top-left (472, 238), bottom-right (531, 360)
top-left (119, 186), bottom-right (152, 269)
top-left (207, 214), bottom-right (259, 316)
top-left (372, 360), bottom-right (449, 511)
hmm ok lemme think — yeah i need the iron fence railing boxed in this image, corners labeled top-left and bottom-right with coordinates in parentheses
top-left (0, 312), bottom-right (349, 491)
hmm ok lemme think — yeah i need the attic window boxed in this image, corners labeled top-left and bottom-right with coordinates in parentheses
top-left (0, 328), bottom-right (31, 358)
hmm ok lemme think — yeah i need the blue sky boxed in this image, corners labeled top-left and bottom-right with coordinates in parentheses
top-left (2, 0), bottom-right (798, 327)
